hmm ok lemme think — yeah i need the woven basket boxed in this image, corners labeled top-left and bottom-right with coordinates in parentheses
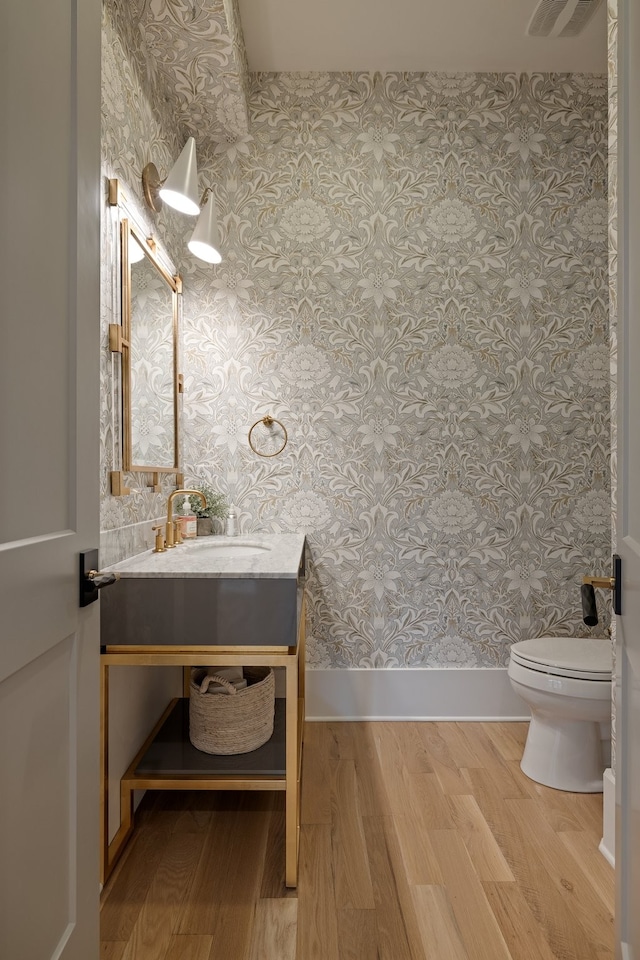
top-left (189, 666), bottom-right (275, 755)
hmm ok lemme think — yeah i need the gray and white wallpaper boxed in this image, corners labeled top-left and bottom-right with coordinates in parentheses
top-left (180, 71), bottom-right (610, 669)
top-left (121, 0), bottom-right (251, 143)
top-left (100, 0), bottom-right (611, 671)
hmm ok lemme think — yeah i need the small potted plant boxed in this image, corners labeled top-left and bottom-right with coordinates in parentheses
top-left (179, 483), bottom-right (228, 536)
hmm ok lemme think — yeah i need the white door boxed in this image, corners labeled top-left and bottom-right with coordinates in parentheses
top-left (0, 0), bottom-right (101, 958)
top-left (616, 1), bottom-right (640, 958)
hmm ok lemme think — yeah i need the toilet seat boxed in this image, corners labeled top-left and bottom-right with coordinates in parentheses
top-left (510, 637), bottom-right (612, 681)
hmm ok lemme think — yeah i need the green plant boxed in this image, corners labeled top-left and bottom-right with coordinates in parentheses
top-left (177, 484), bottom-right (228, 519)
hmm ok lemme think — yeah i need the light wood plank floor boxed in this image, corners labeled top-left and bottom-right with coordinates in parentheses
top-left (100, 722), bottom-right (614, 960)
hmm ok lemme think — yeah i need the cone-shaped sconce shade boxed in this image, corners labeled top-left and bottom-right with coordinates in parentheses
top-left (188, 191), bottom-right (222, 264)
top-left (158, 137), bottom-right (200, 216)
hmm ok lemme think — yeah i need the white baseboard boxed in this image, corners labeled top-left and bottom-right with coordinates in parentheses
top-left (305, 667), bottom-right (530, 721)
top-left (600, 767), bottom-right (615, 867)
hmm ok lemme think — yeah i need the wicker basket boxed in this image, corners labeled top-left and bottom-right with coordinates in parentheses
top-left (189, 666), bottom-right (275, 755)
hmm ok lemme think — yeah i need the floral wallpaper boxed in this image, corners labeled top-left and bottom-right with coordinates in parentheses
top-left (108, 0), bottom-right (250, 146)
top-left (175, 70), bottom-right (611, 669)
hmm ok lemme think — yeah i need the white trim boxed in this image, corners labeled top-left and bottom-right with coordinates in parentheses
top-left (599, 766), bottom-right (615, 867)
top-left (305, 667), bottom-right (530, 721)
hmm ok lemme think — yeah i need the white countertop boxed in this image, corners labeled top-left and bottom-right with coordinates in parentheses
top-left (104, 534), bottom-right (305, 579)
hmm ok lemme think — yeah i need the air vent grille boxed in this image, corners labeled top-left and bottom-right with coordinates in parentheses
top-left (526, 0), bottom-right (603, 37)
top-left (527, 0), bottom-right (569, 37)
top-left (558, 0), bottom-right (602, 36)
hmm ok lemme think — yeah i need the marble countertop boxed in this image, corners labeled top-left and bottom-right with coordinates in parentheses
top-left (104, 534), bottom-right (306, 579)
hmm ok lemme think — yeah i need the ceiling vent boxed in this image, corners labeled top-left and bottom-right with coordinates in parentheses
top-left (526, 0), bottom-right (603, 37)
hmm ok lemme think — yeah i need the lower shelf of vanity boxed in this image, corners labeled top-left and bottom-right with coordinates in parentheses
top-left (125, 696), bottom-right (287, 785)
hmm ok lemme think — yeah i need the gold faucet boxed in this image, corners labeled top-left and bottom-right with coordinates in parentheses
top-left (165, 489), bottom-right (206, 548)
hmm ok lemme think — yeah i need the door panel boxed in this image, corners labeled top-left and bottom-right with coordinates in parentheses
top-left (0, 0), bottom-right (101, 957)
top-left (617, 1), bottom-right (640, 958)
top-left (0, 639), bottom-right (76, 957)
top-left (0, 0), bottom-right (73, 544)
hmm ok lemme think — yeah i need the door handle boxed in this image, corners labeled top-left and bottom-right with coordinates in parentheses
top-left (79, 549), bottom-right (120, 607)
top-left (583, 554), bottom-right (622, 616)
top-left (86, 569), bottom-right (120, 589)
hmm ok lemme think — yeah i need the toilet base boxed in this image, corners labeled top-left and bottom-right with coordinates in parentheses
top-left (520, 715), bottom-right (606, 793)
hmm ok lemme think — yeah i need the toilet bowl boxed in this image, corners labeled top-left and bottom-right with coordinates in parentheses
top-left (507, 637), bottom-right (612, 793)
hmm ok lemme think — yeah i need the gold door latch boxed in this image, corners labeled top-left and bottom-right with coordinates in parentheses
top-left (582, 575), bottom-right (615, 590)
top-left (583, 554), bottom-right (622, 616)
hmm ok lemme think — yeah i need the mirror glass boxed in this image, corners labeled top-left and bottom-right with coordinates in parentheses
top-left (121, 219), bottom-right (180, 474)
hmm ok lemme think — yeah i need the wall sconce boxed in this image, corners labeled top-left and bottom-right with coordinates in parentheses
top-left (141, 137), bottom-right (223, 265)
top-left (188, 189), bottom-right (222, 264)
top-left (142, 137), bottom-right (199, 216)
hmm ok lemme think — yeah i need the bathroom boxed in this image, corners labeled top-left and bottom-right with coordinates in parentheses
top-left (1, 0), bottom-right (636, 958)
top-left (96, 0), bottom-right (619, 954)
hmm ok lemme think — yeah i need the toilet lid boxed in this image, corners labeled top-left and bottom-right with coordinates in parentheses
top-left (510, 637), bottom-right (612, 680)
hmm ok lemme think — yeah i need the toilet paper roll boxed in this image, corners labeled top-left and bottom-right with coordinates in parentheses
top-left (581, 583), bottom-right (598, 626)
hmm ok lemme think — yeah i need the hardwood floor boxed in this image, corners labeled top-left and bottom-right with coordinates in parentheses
top-left (100, 721), bottom-right (614, 960)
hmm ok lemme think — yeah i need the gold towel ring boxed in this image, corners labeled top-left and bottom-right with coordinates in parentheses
top-left (248, 415), bottom-right (288, 458)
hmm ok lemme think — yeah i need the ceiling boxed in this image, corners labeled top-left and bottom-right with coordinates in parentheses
top-left (123, 0), bottom-right (606, 153)
top-left (236, 0), bottom-right (607, 73)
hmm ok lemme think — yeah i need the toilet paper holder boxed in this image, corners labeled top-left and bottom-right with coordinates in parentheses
top-left (583, 554), bottom-right (622, 615)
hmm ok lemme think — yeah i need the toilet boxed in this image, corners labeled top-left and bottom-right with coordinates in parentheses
top-left (507, 637), bottom-right (612, 793)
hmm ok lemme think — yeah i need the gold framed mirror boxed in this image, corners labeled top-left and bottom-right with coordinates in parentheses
top-left (114, 218), bottom-right (181, 481)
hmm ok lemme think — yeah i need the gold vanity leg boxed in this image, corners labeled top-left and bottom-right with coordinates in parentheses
top-left (119, 777), bottom-right (135, 842)
top-left (285, 653), bottom-right (299, 887)
top-left (298, 594), bottom-right (306, 703)
top-left (101, 657), bottom-right (136, 883)
top-left (298, 597), bottom-right (306, 867)
top-left (105, 780), bottom-right (135, 881)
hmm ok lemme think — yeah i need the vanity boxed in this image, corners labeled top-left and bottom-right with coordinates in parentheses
top-left (100, 533), bottom-right (306, 888)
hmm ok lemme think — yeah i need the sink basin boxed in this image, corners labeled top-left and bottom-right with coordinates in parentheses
top-left (186, 539), bottom-right (271, 558)
top-left (104, 533), bottom-right (304, 579)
